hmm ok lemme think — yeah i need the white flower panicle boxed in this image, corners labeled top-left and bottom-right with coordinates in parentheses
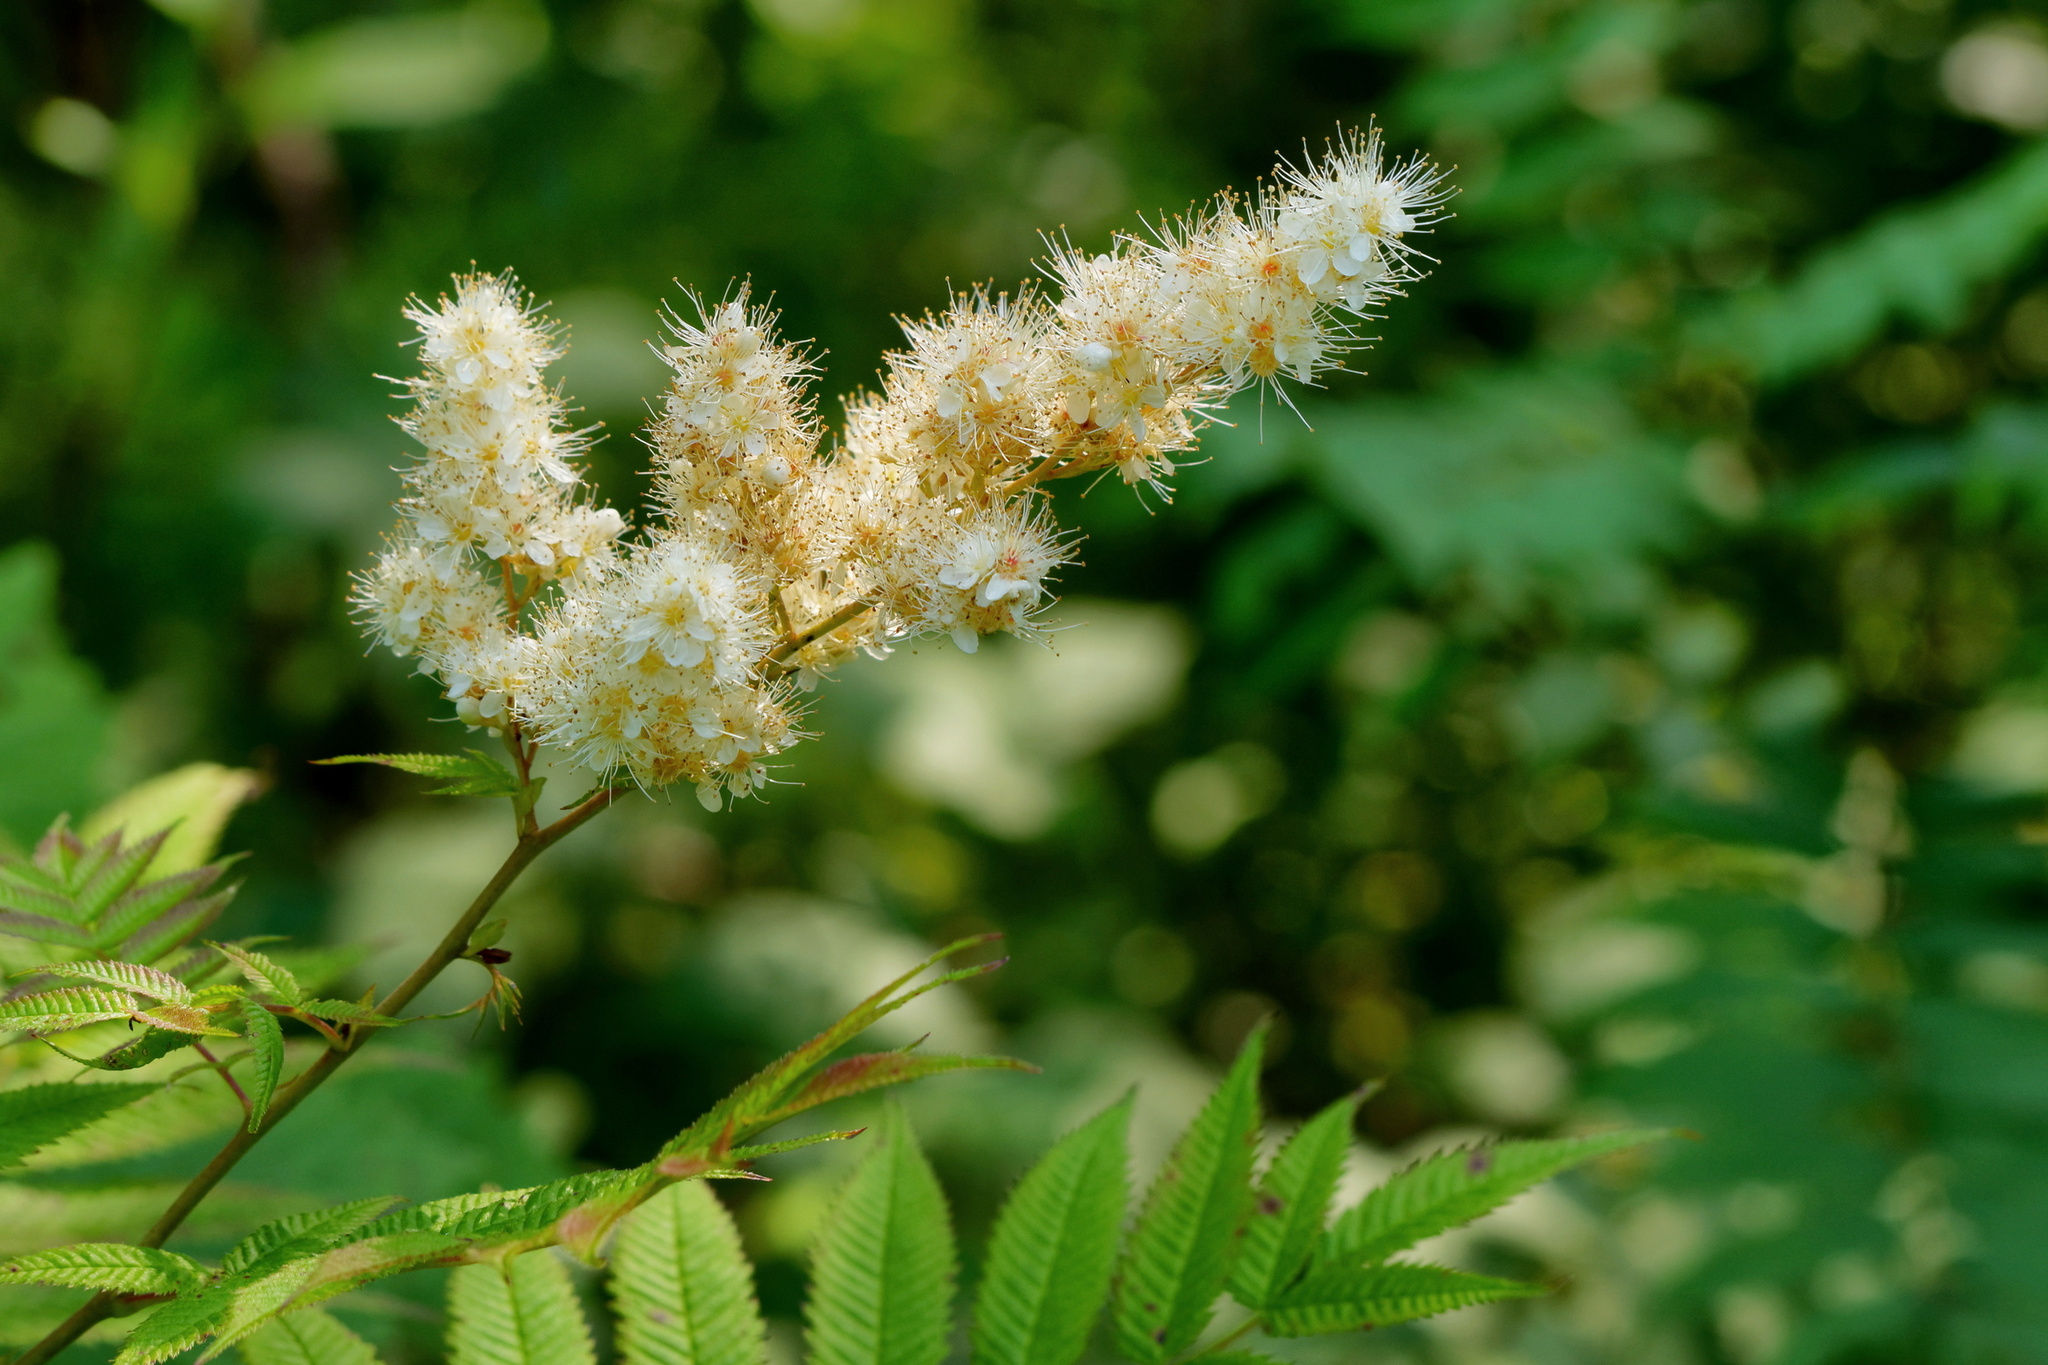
top-left (353, 129), bottom-right (1447, 807)
top-left (352, 273), bottom-right (628, 732)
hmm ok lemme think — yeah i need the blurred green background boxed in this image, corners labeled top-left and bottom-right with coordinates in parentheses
top-left (11, 0), bottom-right (2048, 1359)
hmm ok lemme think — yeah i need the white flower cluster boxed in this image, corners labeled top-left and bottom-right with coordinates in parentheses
top-left (354, 129), bottom-right (1447, 809)
top-left (353, 275), bottom-right (627, 729)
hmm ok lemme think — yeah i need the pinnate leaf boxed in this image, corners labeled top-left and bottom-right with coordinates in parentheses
top-left (806, 1108), bottom-right (955, 1365)
top-left (25, 958), bottom-right (192, 1002)
top-left (1264, 1263), bottom-right (1544, 1336)
top-left (0, 1080), bottom-right (158, 1167)
top-left (1319, 1129), bottom-right (1667, 1268)
top-left (971, 1095), bottom-right (1131, 1365)
top-left (448, 1252), bottom-right (598, 1365)
top-left (0, 1242), bottom-right (208, 1295)
top-left (613, 1179), bottom-right (768, 1365)
top-left (1111, 1024), bottom-right (1267, 1363)
top-left (1228, 1091), bottom-right (1362, 1309)
top-left (0, 984), bottom-right (139, 1032)
top-left (315, 750), bottom-right (521, 799)
top-left (239, 999), bottom-right (286, 1130)
top-left (215, 940), bottom-right (305, 1005)
top-left (241, 1308), bottom-right (384, 1365)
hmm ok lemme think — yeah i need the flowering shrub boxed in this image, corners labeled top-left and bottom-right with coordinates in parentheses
top-left (0, 130), bottom-right (1662, 1365)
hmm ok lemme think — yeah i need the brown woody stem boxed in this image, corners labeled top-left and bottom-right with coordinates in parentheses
top-left (10, 785), bottom-right (621, 1365)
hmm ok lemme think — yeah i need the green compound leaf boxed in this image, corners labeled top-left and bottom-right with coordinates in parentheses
top-left (239, 998), bottom-right (286, 1131)
top-left (448, 1252), bottom-right (598, 1365)
top-left (1319, 1129), bottom-right (1668, 1269)
top-left (613, 1179), bottom-right (768, 1365)
top-left (314, 750), bottom-right (521, 799)
top-left (1264, 1263), bottom-right (1544, 1335)
top-left (1228, 1091), bottom-right (1363, 1310)
top-left (971, 1094), bottom-right (1131, 1365)
top-left (0, 1242), bottom-right (209, 1295)
top-left (0, 1080), bottom-right (158, 1168)
top-left (240, 1308), bottom-right (384, 1365)
top-left (0, 984), bottom-right (140, 1032)
top-left (214, 940), bottom-right (305, 1005)
top-left (806, 1108), bottom-right (956, 1365)
top-left (22, 958), bottom-right (193, 1003)
top-left (1111, 1024), bottom-right (1267, 1363)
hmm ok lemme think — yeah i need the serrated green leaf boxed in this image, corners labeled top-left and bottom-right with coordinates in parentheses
top-left (222, 1197), bottom-right (406, 1276)
top-left (314, 750), bottom-right (520, 798)
top-left (21, 958), bottom-right (193, 1002)
top-left (1111, 1024), bottom-right (1267, 1363)
top-left (1318, 1129), bottom-right (1667, 1269)
top-left (98, 865), bottom-right (234, 957)
top-left (240, 1308), bottom-right (384, 1365)
top-left (0, 1242), bottom-right (209, 1295)
top-left (69, 829), bottom-right (174, 920)
top-left (613, 1179), bottom-right (768, 1365)
top-left (362, 1169), bottom-right (650, 1257)
top-left (0, 984), bottom-right (139, 1032)
top-left (448, 1252), bottom-right (598, 1365)
top-left (971, 1094), bottom-right (1130, 1365)
top-left (806, 1108), bottom-right (955, 1365)
top-left (239, 999), bottom-right (285, 1131)
top-left (1264, 1263), bottom-right (1544, 1335)
top-left (1228, 1092), bottom-right (1363, 1310)
top-left (297, 999), bottom-right (399, 1027)
top-left (214, 941), bottom-right (305, 1005)
top-left (194, 1258), bottom-right (326, 1362)
top-left (114, 1288), bottom-right (235, 1365)
top-left (1193, 1354), bottom-right (1290, 1365)
top-left (0, 1080), bottom-right (158, 1168)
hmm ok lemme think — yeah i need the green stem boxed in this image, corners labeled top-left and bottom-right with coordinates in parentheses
top-left (9, 785), bottom-right (621, 1365)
